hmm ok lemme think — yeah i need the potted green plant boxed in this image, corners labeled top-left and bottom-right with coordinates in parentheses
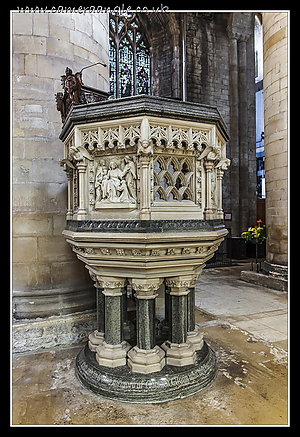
top-left (241, 220), bottom-right (266, 272)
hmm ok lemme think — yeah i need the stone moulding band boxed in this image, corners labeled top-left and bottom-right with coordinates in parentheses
top-left (76, 341), bottom-right (218, 403)
top-left (65, 219), bottom-right (225, 233)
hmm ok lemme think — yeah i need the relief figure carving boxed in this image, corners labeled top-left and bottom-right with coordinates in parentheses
top-left (95, 159), bottom-right (108, 202)
top-left (123, 155), bottom-right (137, 201)
top-left (95, 155), bottom-right (136, 207)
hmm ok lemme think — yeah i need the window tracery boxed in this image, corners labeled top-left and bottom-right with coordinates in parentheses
top-left (109, 12), bottom-right (151, 98)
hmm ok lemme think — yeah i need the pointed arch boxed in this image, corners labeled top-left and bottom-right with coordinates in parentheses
top-left (165, 156), bottom-right (180, 172)
top-left (165, 186), bottom-right (180, 201)
top-left (180, 156), bottom-right (193, 172)
top-left (153, 171), bottom-right (159, 186)
top-left (174, 172), bottom-right (186, 190)
top-left (159, 170), bottom-right (173, 188)
top-left (178, 186), bottom-right (193, 201)
top-left (153, 155), bottom-right (167, 171)
top-left (154, 186), bottom-right (167, 201)
top-left (142, 12), bottom-right (181, 98)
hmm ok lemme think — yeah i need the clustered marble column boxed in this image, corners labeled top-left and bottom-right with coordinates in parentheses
top-left (127, 278), bottom-right (165, 373)
top-left (93, 276), bottom-right (131, 368)
top-left (162, 276), bottom-right (203, 366)
top-left (87, 273), bottom-right (204, 374)
top-left (88, 273), bottom-right (105, 351)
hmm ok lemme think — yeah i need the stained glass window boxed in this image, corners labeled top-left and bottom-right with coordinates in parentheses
top-left (109, 12), bottom-right (151, 99)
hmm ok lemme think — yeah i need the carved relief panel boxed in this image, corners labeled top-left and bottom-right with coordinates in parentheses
top-left (61, 115), bottom-right (230, 220)
top-left (91, 155), bottom-right (137, 209)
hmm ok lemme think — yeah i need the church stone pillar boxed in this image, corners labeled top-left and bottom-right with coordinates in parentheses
top-left (12, 12), bottom-right (109, 351)
top-left (228, 32), bottom-right (240, 236)
top-left (88, 272), bottom-right (105, 352)
top-left (238, 37), bottom-right (249, 233)
top-left (162, 276), bottom-right (197, 366)
top-left (262, 12), bottom-right (288, 286)
top-left (95, 277), bottom-right (131, 368)
top-left (227, 13), bottom-right (255, 237)
top-left (186, 287), bottom-right (204, 351)
top-left (127, 278), bottom-right (165, 374)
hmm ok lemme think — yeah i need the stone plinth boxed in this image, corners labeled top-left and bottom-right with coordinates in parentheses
top-left (241, 269), bottom-right (288, 292)
top-left (60, 95), bottom-right (230, 402)
top-left (76, 341), bottom-right (217, 403)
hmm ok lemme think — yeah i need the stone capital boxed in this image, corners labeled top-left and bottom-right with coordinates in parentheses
top-left (129, 277), bottom-right (163, 299)
top-left (88, 270), bottom-right (104, 289)
top-left (65, 168), bottom-right (73, 179)
top-left (237, 33), bottom-right (251, 43)
top-left (138, 155), bottom-right (152, 165)
top-left (227, 29), bottom-right (251, 42)
top-left (216, 168), bottom-right (224, 180)
top-left (76, 162), bottom-right (88, 172)
top-left (227, 28), bottom-right (239, 40)
top-left (165, 275), bottom-right (199, 295)
top-left (227, 12), bottom-right (253, 42)
top-left (95, 276), bottom-right (127, 296)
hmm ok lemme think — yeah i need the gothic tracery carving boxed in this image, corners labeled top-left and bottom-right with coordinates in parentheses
top-left (153, 155), bottom-right (194, 202)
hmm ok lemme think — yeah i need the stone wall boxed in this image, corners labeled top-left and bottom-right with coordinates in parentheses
top-left (186, 13), bottom-right (230, 118)
top-left (12, 12), bottom-right (109, 341)
top-left (262, 12), bottom-right (288, 272)
top-left (185, 13), bottom-right (233, 219)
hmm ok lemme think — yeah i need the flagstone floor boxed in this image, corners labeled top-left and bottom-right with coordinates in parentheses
top-left (12, 263), bottom-right (288, 426)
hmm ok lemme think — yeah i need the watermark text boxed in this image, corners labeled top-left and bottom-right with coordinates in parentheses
top-left (16, 4), bottom-right (169, 13)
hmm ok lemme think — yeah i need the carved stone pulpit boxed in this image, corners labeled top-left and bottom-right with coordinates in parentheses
top-left (59, 94), bottom-right (230, 403)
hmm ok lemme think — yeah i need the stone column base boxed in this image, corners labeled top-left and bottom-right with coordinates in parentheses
top-left (88, 330), bottom-right (104, 352)
top-left (127, 345), bottom-right (165, 374)
top-left (161, 340), bottom-right (196, 366)
top-left (96, 340), bottom-right (131, 368)
top-left (187, 329), bottom-right (204, 351)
